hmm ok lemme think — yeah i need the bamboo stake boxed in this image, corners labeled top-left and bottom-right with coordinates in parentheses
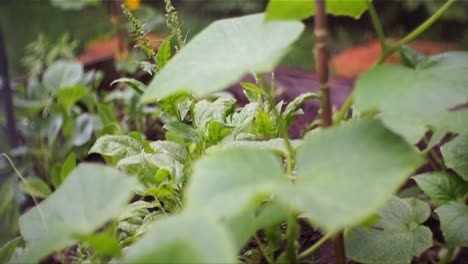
top-left (314, 1), bottom-right (345, 263)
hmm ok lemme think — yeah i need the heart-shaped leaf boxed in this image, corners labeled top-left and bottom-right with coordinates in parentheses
top-left (280, 119), bottom-right (423, 233)
top-left (16, 164), bottom-right (137, 263)
top-left (141, 14), bottom-right (304, 102)
top-left (123, 213), bottom-right (237, 263)
top-left (413, 172), bottom-right (468, 206)
top-left (42, 60), bottom-right (83, 92)
top-left (346, 197), bottom-right (433, 264)
top-left (441, 132), bottom-right (468, 181)
top-left (265, 0), bottom-right (370, 21)
top-left (435, 202), bottom-right (468, 247)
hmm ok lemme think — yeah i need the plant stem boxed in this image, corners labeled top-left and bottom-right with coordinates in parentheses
top-left (286, 211), bottom-right (299, 264)
top-left (333, 94), bottom-right (353, 124)
top-left (315, 0), bottom-right (332, 128)
top-left (438, 247), bottom-right (454, 264)
top-left (376, 0), bottom-right (456, 64)
top-left (255, 234), bottom-right (274, 264)
top-left (298, 232), bottom-right (333, 260)
top-left (315, 1), bottom-right (346, 263)
top-left (367, 0), bottom-right (386, 51)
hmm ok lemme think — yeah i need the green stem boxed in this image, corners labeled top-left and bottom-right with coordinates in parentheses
top-left (255, 234), bottom-right (274, 264)
top-left (438, 247), bottom-right (454, 264)
top-left (333, 94), bottom-right (353, 125)
top-left (376, 0), bottom-right (456, 64)
top-left (298, 232), bottom-right (333, 260)
top-left (367, 0), bottom-right (386, 51)
top-left (285, 211), bottom-right (299, 264)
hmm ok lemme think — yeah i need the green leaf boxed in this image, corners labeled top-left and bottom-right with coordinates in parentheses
top-left (355, 52), bottom-right (468, 143)
top-left (17, 164), bottom-right (137, 263)
top-left (19, 177), bottom-right (52, 199)
top-left (240, 82), bottom-right (265, 95)
top-left (71, 113), bottom-right (94, 147)
top-left (111, 78), bottom-right (146, 95)
top-left (265, 0), bottom-right (370, 21)
top-left (281, 119), bottom-right (423, 233)
top-left (56, 85), bottom-right (89, 110)
top-left (227, 102), bottom-right (260, 138)
top-left (435, 202), bottom-right (468, 247)
top-left (141, 14), bottom-right (304, 102)
top-left (164, 122), bottom-right (199, 144)
top-left (157, 35), bottom-right (173, 70)
top-left (150, 141), bottom-right (188, 163)
top-left (399, 45), bottom-right (429, 68)
top-left (282, 92), bottom-right (319, 127)
top-left (193, 97), bottom-right (236, 130)
top-left (0, 237), bottom-right (22, 263)
top-left (256, 111), bottom-right (276, 139)
top-left (413, 172), bottom-right (468, 206)
top-left (123, 213), bottom-right (237, 263)
top-left (207, 138), bottom-right (302, 158)
top-left (97, 103), bottom-right (119, 126)
top-left (441, 132), bottom-right (468, 181)
top-left (224, 201), bottom-right (289, 250)
top-left (346, 197), bottom-right (432, 264)
top-left (77, 225), bottom-right (121, 257)
top-left (89, 135), bottom-right (144, 159)
top-left (60, 153), bottom-right (76, 186)
top-left (42, 60), bottom-right (83, 92)
top-left (185, 148), bottom-right (288, 218)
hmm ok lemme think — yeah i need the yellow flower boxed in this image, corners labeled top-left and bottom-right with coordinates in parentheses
top-left (124, 0), bottom-right (141, 11)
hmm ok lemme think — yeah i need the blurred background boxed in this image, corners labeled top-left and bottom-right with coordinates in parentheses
top-left (1, 0), bottom-right (468, 77)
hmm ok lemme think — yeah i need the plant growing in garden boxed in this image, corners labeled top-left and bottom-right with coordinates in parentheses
top-left (1, 0), bottom-right (467, 263)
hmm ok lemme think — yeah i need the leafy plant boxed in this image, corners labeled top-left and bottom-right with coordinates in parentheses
top-left (3, 0), bottom-right (468, 263)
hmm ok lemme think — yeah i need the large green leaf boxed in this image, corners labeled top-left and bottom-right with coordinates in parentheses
top-left (281, 119), bottom-right (423, 233)
top-left (435, 202), bottom-right (468, 247)
top-left (42, 60), bottom-right (83, 92)
top-left (346, 197), bottom-right (433, 264)
top-left (16, 164), bottom-right (137, 263)
top-left (141, 14), bottom-right (304, 102)
top-left (207, 138), bottom-right (302, 158)
top-left (413, 172), bottom-right (468, 206)
top-left (265, 0), bottom-right (370, 21)
top-left (441, 132), bottom-right (468, 181)
top-left (355, 52), bottom-right (468, 143)
top-left (185, 148), bottom-right (288, 218)
top-left (123, 213), bottom-right (237, 263)
top-left (89, 135), bottom-right (144, 159)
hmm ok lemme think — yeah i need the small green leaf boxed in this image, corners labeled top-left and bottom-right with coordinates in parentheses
top-left (346, 197), bottom-right (432, 264)
top-left (77, 226), bottom-right (121, 257)
top-left (399, 45), bottom-right (429, 69)
top-left (435, 202), bottom-right (468, 247)
top-left (193, 97), bottom-right (236, 130)
top-left (60, 153), bottom-right (76, 186)
top-left (71, 113), bottom-right (94, 147)
top-left (156, 35), bottom-right (173, 70)
top-left (150, 141), bottom-right (188, 163)
top-left (19, 177), bottom-right (51, 199)
top-left (123, 213), bottom-right (237, 263)
top-left (17, 164), bottom-right (137, 263)
top-left (185, 148), bottom-right (288, 218)
top-left (89, 135), bottom-right (144, 159)
top-left (42, 60), bottom-right (83, 92)
top-left (413, 172), bottom-right (468, 206)
top-left (281, 119), bottom-right (424, 233)
top-left (56, 85), bottom-right (89, 110)
top-left (111, 78), bottom-right (146, 95)
top-left (97, 103), bottom-right (119, 126)
top-left (441, 132), bottom-right (468, 181)
top-left (163, 122), bottom-right (199, 144)
top-left (141, 14), bottom-right (304, 102)
top-left (240, 82), bottom-right (265, 95)
top-left (256, 111), bottom-right (275, 139)
top-left (265, 0), bottom-right (370, 21)
top-left (282, 92), bottom-right (319, 127)
top-left (228, 102), bottom-right (260, 138)
top-left (0, 237), bottom-right (22, 262)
